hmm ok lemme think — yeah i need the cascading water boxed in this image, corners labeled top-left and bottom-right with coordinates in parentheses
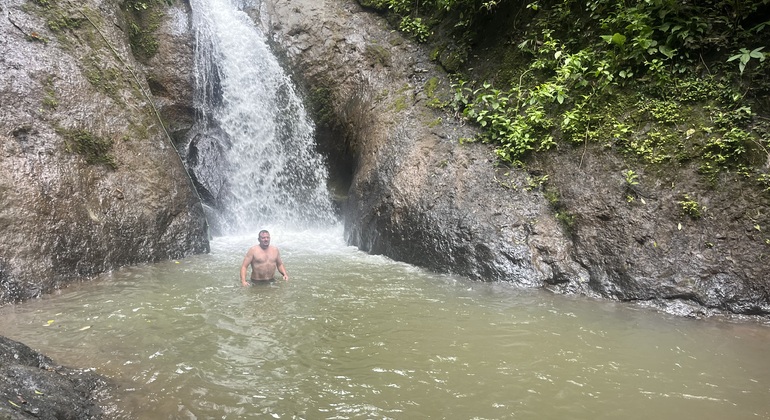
top-left (189, 0), bottom-right (336, 234)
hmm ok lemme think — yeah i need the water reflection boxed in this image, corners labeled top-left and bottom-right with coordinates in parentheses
top-left (0, 228), bottom-right (768, 419)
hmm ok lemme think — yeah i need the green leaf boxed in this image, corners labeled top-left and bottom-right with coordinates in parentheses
top-left (659, 45), bottom-right (675, 59)
top-left (601, 33), bottom-right (626, 46)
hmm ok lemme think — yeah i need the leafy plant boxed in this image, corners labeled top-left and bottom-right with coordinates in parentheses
top-left (624, 169), bottom-right (639, 186)
top-left (727, 47), bottom-right (766, 74)
top-left (399, 16), bottom-right (431, 43)
top-left (678, 194), bottom-right (703, 219)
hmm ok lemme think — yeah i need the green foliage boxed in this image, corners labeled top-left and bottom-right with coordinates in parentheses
top-left (357, 0), bottom-right (502, 42)
top-left (678, 194), bottom-right (703, 219)
top-left (366, 0), bottom-right (770, 189)
top-left (727, 47), bottom-right (766, 74)
top-left (758, 173), bottom-right (770, 193)
top-left (399, 16), bottom-right (431, 43)
top-left (624, 169), bottom-right (639, 186)
top-left (442, 0), bottom-right (769, 171)
top-left (525, 174), bottom-right (549, 191)
top-left (623, 169), bottom-right (640, 202)
top-left (451, 79), bottom-right (554, 164)
top-left (59, 128), bottom-right (117, 169)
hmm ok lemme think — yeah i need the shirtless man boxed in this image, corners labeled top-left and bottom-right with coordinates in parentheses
top-left (240, 230), bottom-right (288, 286)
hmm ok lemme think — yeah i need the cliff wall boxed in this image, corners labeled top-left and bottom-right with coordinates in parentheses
top-left (0, 0), bottom-right (209, 305)
top-left (260, 0), bottom-right (769, 318)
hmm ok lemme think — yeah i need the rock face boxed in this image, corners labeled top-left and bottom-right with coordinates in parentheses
top-left (261, 0), bottom-right (769, 318)
top-left (260, 1), bottom-right (587, 290)
top-left (0, 336), bottom-right (114, 419)
top-left (0, 0), bottom-right (209, 305)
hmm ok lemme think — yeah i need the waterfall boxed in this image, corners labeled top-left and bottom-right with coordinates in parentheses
top-left (189, 0), bottom-right (336, 235)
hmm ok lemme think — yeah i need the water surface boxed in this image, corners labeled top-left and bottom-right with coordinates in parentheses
top-left (1, 228), bottom-right (768, 419)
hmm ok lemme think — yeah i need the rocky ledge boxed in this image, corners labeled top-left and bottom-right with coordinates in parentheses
top-left (0, 336), bottom-right (114, 419)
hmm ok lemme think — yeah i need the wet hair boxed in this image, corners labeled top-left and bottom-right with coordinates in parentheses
top-left (258, 230), bottom-right (270, 237)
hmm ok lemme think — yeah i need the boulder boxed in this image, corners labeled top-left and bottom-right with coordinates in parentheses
top-left (0, 0), bottom-right (209, 305)
top-left (0, 336), bottom-right (114, 419)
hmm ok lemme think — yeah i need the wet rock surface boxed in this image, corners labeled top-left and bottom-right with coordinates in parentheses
top-left (260, 0), bottom-right (588, 292)
top-left (0, 0), bottom-right (209, 306)
top-left (0, 336), bottom-right (115, 419)
top-left (260, 0), bottom-right (769, 318)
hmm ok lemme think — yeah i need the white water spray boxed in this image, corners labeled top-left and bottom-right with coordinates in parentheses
top-left (190, 0), bottom-right (336, 234)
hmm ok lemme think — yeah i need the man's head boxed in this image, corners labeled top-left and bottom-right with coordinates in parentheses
top-left (258, 230), bottom-right (270, 249)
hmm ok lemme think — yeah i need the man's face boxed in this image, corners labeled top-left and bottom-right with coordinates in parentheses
top-left (259, 233), bottom-right (270, 248)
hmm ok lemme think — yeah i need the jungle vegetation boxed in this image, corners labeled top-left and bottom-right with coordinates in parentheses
top-left (358, 0), bottom-right (770, 189)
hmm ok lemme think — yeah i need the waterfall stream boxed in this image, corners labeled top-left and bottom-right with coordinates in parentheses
top-left (190, 0), bottom-right (335, 234)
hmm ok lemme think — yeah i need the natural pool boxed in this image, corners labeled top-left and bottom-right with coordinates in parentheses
top-left (1, 227), bottom-right (768, 419)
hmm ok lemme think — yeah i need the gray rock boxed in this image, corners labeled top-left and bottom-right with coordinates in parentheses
top-left (0, 336), bottom-right (115, 419)
top-left (260, 1), bottom-right (587, 291)
top-left (0, 0), bottom-right (209, 305)
top-left (261, 0), bottom-right (769, 318)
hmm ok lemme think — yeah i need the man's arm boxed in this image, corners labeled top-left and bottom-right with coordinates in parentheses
top-left (276, 252), bottom-right (288, 281)
top-left (240, 251), bottom-right (252, 286)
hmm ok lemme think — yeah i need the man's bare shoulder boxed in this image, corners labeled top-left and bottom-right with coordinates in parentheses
top-left (246, 245), bottom-right (264, 255)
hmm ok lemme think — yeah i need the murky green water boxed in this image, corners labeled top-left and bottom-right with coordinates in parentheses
top-left (1, 227), bottom-right (768, 419)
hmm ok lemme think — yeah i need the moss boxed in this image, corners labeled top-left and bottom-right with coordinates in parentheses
top-left (393, 95), bottom-right (407, 112)
top-left (47, 12), bottom-right (83, 33)
top-left (308, 86), bottom-right (336, 127)
top-left (122, 0), bottom-right (165, 61)
top-left (26, 0), bottom-right (85, 47)
top-left (59, 128), bottom-right (117, 169)
top-left (439, 47), bottom-right (467, 73)
top-left (42, 76), bottom-right (58, 109)
top-left (82, 54), bottom-right (124, 99)
top-left (424, 76), bottom-right (447, 108)
top-left (425, 77), bottom-right (439, 98)
top-left (430, 46), bottom-right (442, 61)
top-left (543, 186), bottom-right (576, 234)
top-left (364, 44), bottom-right (392, 67)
